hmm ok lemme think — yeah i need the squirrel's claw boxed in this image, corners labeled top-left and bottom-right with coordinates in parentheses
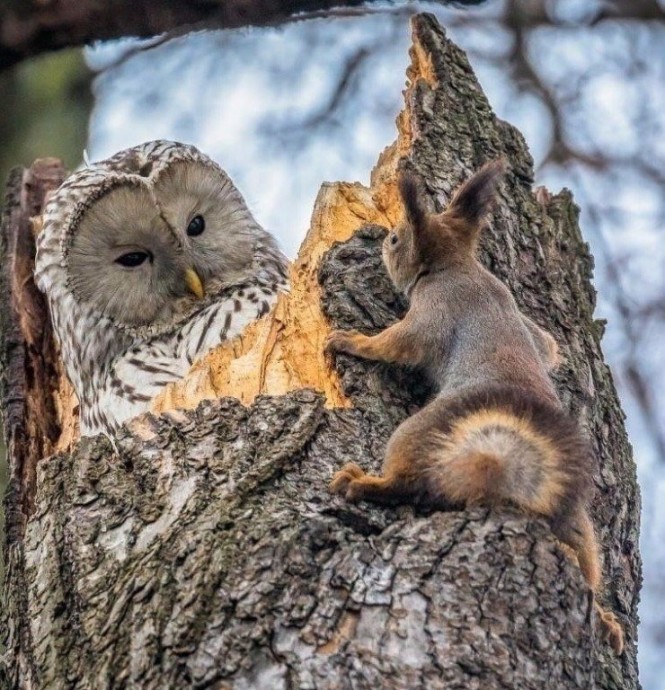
top-left (325, 329), bottom-right (359, 356)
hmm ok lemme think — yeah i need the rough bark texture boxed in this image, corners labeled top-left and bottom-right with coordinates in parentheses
top-left (0, 160), bottom-right (67, 535)
top-left (0, 0), bottom-right (485, 71)
top-left (1, 14), bottom-right (640, 690)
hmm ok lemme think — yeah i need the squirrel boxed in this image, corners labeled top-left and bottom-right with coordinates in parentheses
top-left (326, 160), bottom-right (624, 655)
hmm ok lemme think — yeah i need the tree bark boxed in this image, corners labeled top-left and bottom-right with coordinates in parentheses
top-left (0, 13), bottom-right (640, 690)
top-left (0, 0), bottom-right (486, 72)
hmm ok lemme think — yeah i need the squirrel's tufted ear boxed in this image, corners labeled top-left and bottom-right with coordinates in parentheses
top-left (447, 159), bottom-right (506, 228)
top-left (398, 172), bottom-right (428, 231)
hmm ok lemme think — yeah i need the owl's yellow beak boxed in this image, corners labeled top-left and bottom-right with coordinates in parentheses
top-left (184, 268), bottom-right (205, 300)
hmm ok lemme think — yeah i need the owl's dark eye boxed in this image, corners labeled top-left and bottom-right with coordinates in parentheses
top-left (187, 215), bottom-right (205, 237)
top-left (389, 233), bottom-right (399, 246)
top-left (115, 251), bottom-right (151, 268)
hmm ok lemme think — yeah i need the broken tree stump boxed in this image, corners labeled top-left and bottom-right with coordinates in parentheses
top-left (0, 14), bottom-right (639, 690)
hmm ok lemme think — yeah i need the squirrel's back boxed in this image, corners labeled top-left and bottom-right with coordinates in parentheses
top-left (415, 267), bottom-right (559, 406)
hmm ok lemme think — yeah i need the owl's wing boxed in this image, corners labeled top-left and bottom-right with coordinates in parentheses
top-left (87, 342), bottom-right (187, 435)
top-left (173, 283), bottom-right (278, 367)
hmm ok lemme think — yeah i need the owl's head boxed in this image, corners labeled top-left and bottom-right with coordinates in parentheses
top-left (36, 141), bottom-right (280, 332)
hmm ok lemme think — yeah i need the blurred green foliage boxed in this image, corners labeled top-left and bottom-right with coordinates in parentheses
top-left (0, 48), bottom-right (92, 584)
top-left (0, 48), bottom-right (92, 185)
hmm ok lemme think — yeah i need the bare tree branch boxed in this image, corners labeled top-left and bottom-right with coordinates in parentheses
top-left (0, 0), bottom-right (486, 71)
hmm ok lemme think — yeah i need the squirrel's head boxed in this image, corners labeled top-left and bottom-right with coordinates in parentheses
top-left (383, 160), bottom-right (506, 294)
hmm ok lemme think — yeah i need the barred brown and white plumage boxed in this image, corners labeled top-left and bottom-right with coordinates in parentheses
top-left (34, 140), bottom-right (288, 437)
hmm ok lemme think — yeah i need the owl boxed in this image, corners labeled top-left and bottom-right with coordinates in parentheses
top-left (35, 140), bottom-right (289, 437)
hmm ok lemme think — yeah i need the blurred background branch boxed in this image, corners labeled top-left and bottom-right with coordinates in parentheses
top-left (0, 0), bottom-right (486, 70)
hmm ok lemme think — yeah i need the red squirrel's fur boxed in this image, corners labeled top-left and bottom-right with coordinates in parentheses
top-left (326, 161), bottom-right (624, 654)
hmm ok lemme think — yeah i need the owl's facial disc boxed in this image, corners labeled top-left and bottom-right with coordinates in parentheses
top-left (153, 160), bottom-right (256, 287)
top-left (67, 184), bottom-right (203, 328)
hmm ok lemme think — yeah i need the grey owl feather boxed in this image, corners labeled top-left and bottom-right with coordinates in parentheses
top-left (35, 140), bottom-right (288, 437)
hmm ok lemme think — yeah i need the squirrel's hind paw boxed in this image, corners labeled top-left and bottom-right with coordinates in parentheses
top-left (330, 463), bottom-right (366, 499)
top-left (596, 606), bottom-right (625, 656)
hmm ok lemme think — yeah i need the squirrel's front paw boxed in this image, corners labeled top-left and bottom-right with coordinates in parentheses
top-left (325, 329), bottom-right (360, 356)
top-left (330, 462), bottom-right (365, 499)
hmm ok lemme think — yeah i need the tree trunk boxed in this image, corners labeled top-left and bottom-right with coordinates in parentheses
top-left (0, 14), bottom-right (640, 690)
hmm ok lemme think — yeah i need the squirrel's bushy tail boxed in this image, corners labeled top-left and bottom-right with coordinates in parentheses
top-left (422, 390), bottom-right (624, 654)
top-left (421, 386), bottom-right (592, 519)
top-left (431, 406), bottom-right (569, 516)
top-left (335, 384), bottom-right (623, 653)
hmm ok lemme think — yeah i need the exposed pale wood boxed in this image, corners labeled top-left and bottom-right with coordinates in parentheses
top-left (153, 184), bottom-right (389, 413)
